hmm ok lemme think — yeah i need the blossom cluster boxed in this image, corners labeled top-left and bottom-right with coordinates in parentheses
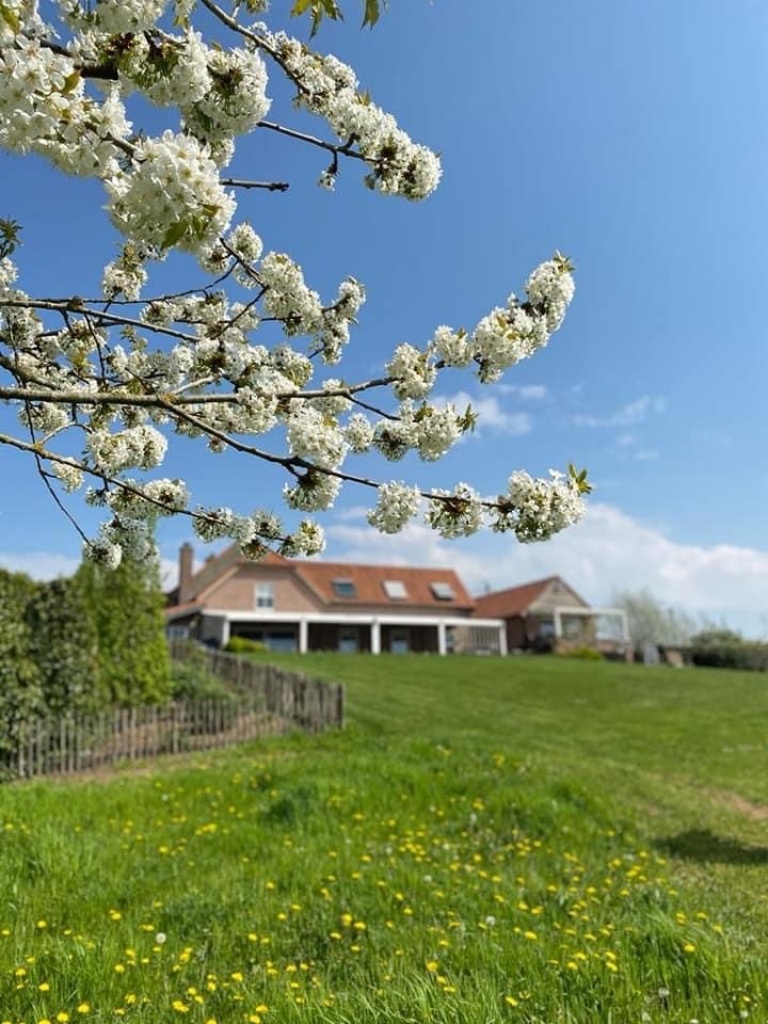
top-left (266, 31), bottom-right (443, 199)
top-left (366, 473), bottom-right (586, 542)
top-left (0, 0), bottom-right (586, 564)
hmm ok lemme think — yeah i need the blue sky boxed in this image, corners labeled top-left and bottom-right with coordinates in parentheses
top-left (4, 1), bottom-right (768, 631)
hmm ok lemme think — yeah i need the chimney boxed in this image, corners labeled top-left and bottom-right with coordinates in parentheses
top-left (178, 542), bottom-right (194, 604)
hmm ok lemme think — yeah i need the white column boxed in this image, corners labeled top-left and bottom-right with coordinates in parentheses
top-left (437, 621), bottom-right (447, 656)
top-left (298, 617), bottom-right (308, 654)
top-left (553, 607), bottom-right (563, 639)
top-left (220, 616), bottom-right (230, 648)
top-left (370, 619), bottom-right (381, 655)
top-left (498, 622), bottom-right (508, 657)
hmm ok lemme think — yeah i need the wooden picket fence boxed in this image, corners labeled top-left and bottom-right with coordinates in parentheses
top-left (3, 643), bottom-right (344, 782)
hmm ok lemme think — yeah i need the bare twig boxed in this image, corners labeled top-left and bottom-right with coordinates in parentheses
top-left (221, 178), bottom-right (290, 192)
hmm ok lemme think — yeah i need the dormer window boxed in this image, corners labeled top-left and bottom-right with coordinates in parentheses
top-left (332, 578), bottom-right (356, 599)
top-left (383, 579), bottom-right (408, 600)
top-left (430, 581), bottom-right (455, 601)
top-left (255, 582), bottom-right (274, 609)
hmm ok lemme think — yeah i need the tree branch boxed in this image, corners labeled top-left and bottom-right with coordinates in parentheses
top-left (221, 178), bottom-right (290, 192)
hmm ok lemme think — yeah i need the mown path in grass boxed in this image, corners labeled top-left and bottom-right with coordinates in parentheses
top-left (0, 654), bottom-right (766, 1023)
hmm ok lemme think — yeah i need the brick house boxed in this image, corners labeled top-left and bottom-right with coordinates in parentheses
top-left (166, 543), bottom-right (507, 655)
top-left (473, 575), bottom-right (630, 657)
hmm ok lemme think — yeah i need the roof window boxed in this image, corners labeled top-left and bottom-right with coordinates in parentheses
top-left (332, 578), bottom-right (356, 598)
top-left (383, 579), bottom-right (408, 600)
top-left (430, 581), bottom-right (455, 601)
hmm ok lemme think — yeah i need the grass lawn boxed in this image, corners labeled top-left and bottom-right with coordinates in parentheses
top-left (0, 654), bottom-right (767, 1023)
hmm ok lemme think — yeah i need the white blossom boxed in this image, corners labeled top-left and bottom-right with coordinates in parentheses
top-left (367, 481), bottom-right (421, 533)
top-left (495, 470), bottom-right (586, 542)
top-left (87, 425), bottom-right (168, 473)
top-left (387, 343), bottom-right (436, 400)
top-left (285, 402), bottom-right (347, 469)
top-left (81, 0), bottom-right (169, 33)
top-left (414, 405), bottom-right (462, 461)
top-left (283, 470), bottom-right (341, 511)
top-left (106, 131), bottom-right (236, 255)
top-left (280, 519), bottom-right (325, 557)
top-left (344, 413), bottom-right (374, 453)
top-left (259, 253), bottom-right (323, 334)
top-left (119, 31), bottom-right (212, 110)
top-left (426, 483), bottom-right (484, 538)
top-left (429, 325), bottom-right (472, 367)
top-left (181, 46), bottom-right (271, 143)
top-left (51, 459), bottom-right (85, 493)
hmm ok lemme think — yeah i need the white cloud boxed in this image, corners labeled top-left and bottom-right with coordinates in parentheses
top-left (0, 550), bottom-right (181, 592)
top-left (498, 384), bottom-right (549, 401)
top-left (629, 449), bottom-right (659, 462)
top-left (0, 551), bottom-right (80, 580)
top-left (437, 391), bottom-right (531, 436)
top-left (573, 395), bottom-right (667, 428)
top-left (325, 503), bottom-right (768, 634)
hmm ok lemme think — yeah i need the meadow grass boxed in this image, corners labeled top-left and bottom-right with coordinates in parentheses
top-left (0, 654), bottom-right (767, 1023)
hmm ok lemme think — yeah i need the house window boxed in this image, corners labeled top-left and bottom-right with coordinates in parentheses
top-left (332, 578), bottom-right (356, 598)
top-left (338, 628), bottom-right (360, 653)
top-left (390, 628), bottom-right (410, 654)
top-left (254, 582), bottom-right (274, 609)
top-left (383, 579), bottom-right (408, 600)
top-left (167, 624), bottom-right (191, 640)
top-left (430, 581), bottom-right (455, 601)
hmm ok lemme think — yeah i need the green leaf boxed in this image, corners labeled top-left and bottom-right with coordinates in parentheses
top-left (362, 0), bottom-right (383, 28)
top-left (568, 463), bottom-right (593, 495)
top-left (161, 221), bottom-right (188, 249)
top-left (61, 70), bottom-right (81, 96)
top-left (290, 0), bottom-right (342, 35)
top-left (0, 2), bottom-right (20, 33)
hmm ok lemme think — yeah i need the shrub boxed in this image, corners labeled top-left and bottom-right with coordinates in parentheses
top-left (225, 636), bottom-right (268, 655)
top-left (690, 642), bottom-right (768, 672)
top-left (558, 646), bottom-right (603, 661)
top-left (171, 661), bottom-right (238, 703)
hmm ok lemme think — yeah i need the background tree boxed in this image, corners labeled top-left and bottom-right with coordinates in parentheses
top-left (0, 569), bottom-right (42, 760)
top-left (0, 0), bottom-right (589, 569)
top-left (77, 557), bottom-right (172, 707)
top-left (25, 576), bottom-right (102, 717)
top-left (612, 588), bottom-right (701, 649)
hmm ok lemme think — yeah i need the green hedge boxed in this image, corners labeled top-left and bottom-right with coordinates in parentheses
top-left (690, 642), bottom-right (768, 672)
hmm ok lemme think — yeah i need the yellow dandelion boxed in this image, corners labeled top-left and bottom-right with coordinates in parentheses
top-left (505, 995), bottom-right (519, 1007)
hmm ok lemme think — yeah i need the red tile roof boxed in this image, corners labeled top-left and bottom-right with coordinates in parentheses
top-left (473, 576), bottom-right (575, 618)
top-left (293, 561), bottom-right (474, 610)
top-left (167, 545), bottom-right (474, 611)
